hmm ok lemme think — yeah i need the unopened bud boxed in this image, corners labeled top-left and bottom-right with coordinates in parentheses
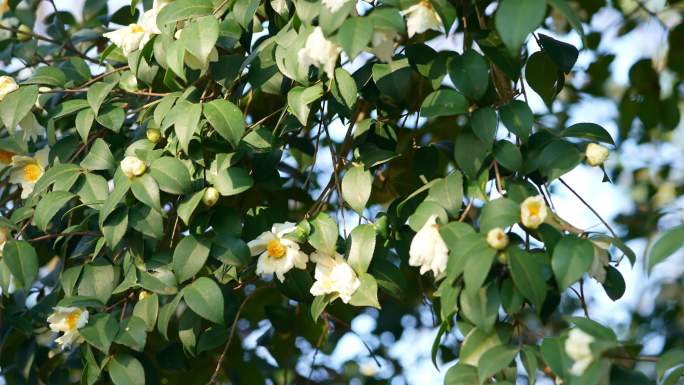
top-left (202, 187), bottom-right (220, 207)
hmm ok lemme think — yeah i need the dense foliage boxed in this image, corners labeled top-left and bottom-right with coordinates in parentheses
top-left (0, 0), bottom-right (682, 384)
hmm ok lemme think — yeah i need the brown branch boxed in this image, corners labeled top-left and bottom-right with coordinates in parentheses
top-left (27, 231), bottom-right (99, 242)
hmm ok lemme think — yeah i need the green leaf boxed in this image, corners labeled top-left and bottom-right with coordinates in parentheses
top-left (450, 50), bottom-right (490, 100)
top-left (494, 0), bottom-right (546, 54)
top-left (341, 165), bottom-right (372, 213)
top-left (50, 99), bottom-right (90, 120)
top-left (526, 51), bottom-right (560, 108)
top-left (131, 173), bottom-right (162, 212)
top-left (287, 84), bottom-right (324, 125)
top-left (454, 130), bottom-right (489, 179)
top-left (372, 59), bottom-right (411, 101)
top-left (444, 363), bottom-right (479, 385)
top-left (179, 15), bottom-right (219, 65)
top-left (349, 273), bottom-right (380, 308)
top-left (658, 348), bottom-right (684, 379)
top-left (499, 100), bottom-right (534, 140)
top-left (648, 225), bottom-right (684, 272)
top-left (336, 17), bottom-right (373, 60)
top-left (536, 140), bottom-right (583, 181)
top-left (203, 99), bottom-right (245, 148)
top-left (86, 81), bottom-right (116, 115)
top-left (420, 89), bottom-right (469, 118)
top-left (427, 172), bottom-right (463, 217)
top-left (540, 337), bottom-right (571, 378)
top-left (33, 191), bottom-right (75, 231)
top-left (494, 140), bottom-right (522, 171)
top-left (471, 107), bottom-right (498, 145)
top-left (157, 0), bottom-right (213, 26)
top-left (408, 201), bottom-right (448, 232)
top-left (309, 213), bottom-right (339, 255)
top-left (150, 157), bottom-right (192, 195)
top-left (211, 235), bottom-right (250, 266)
top-left (75, 108), bottom-right (95, 143)
top-left (477, 346), bottom-right (519, 383)
top-left (479, 198), bottom-right (519, 233)
top-left (0, 85), bottom-right (38, 131)
top-left (538, 33), bottom-right (579, 73)
top-left (80, 313), bottom-right (120, 353)
top-left (332, 68), bottom-right (357, 110)
top-left (562, 122), bottom-right (615, 145)
top-left (95, 104), bottom-right (125, 132)
top-left (460, 284), bottom-right (500, 332)
top-left (158, 293), bottom-right (183, 340)
top-left (132, 294), bottom-right (158, 332)
top-left (3, 240), bottom-right (38, 289)
top-left (311, 294), bottom-right (333, 321)
top-left (508, 248), bottom-right (547, 309)
top-left (108, 353), bottom-right (145, 385)
top-left (78, 260), bottom-right (120, 304)
top-left (213, 167), bottom-right (254, 196)
top-left (25, 67), bottom-right (66, 87)
top-left (177, 189), bottom-right (204, 225)
top-left (114, 317), bottom-right (148, 352)
top-left (173, 235), bottom-right (211, 283)
top-left (346, 224), bottom-right (376, 275)
top-left (80, 138), bottom-right (116, 171)
top-left (183, 277), bottom-right (224, 324)
top-left (551, 235), bottom-right (594, 290)
top-left (174, 101), bottom-right (202, 154)
top-left (102, 206), bottom-right (128, 248)
top-left (462, 237), bottom-right (497, 296)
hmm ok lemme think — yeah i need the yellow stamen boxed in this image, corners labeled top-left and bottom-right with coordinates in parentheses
top-left (266, 239), bottom-right (286, 259)
top-left (0, 150), bottom-right (14, 164)
top-left (130, 24), bottom-right (144, 33)
top-left (23, 163), bottom-right (41, 182)
top-left (65, 310), bottom-right (81, 330)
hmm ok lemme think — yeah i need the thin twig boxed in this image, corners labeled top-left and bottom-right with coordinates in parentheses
top-left (558, 178), bottom-right (618, 239)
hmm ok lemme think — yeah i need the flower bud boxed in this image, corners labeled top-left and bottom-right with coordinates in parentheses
top-left (497, 252), bottom-right (508, 265)
top-left (120, 156), bottom-right (146, 178)
top-left (486, 227), bottom-right (509, 250)
top-left (202, 187), bottom-right (220, 207)
top-left (146, 128), bottom-right (162, 143)
top-left (585, 143), bottom-right (609, 167)
top-left (16, 25), bottom-right (32, 41)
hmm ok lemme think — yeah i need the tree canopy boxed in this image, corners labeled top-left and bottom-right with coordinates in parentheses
top-left (0, 0), bottom-right (682, 384)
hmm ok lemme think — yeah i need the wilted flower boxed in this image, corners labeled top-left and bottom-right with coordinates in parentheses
top-left (310, 251), bottom-right (361, 303)
top-left (403, 1), bottom-right (442, 38)
top-left (9, 147), bottom-right (49, 199)
top-left (298, 27), bottom-right (341, 79)
top-left (565, 328), bottom-right (595, 376)
top-left (120, 156), bottom-right (147, 178)
top-left (47, 307), bottom-right (89, 349)
top-left (248, 222), bottom-right (308, 282)
top-left (0, 75), bottom-right (19, 101)
top-left (409, 215), bottom-right (449, 276)
top-left (520, 195), bottom-right (548, 229)
top-left (486, 227), bottom-right (509, 250)
top-left (371, 30), bottom-right (397, 62)
top-left (585, 143), bottom-right (609, 167)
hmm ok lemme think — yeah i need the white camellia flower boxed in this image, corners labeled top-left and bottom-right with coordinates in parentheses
top-left (104, 0), bottom-right (170, 56)
top-left (248, 222), bottom-right (308, 282)
top-left (120, 156), bottom-right (147, 178)
top-left (585, 143), bottom-right (609, 167)
top-left (565, 328), bottom-right (595, 376)
top-left (409, 215), bottom-right (449, 276)
top-left (298, 27), bottom-right (341, 79)
top-left (18, 113), bottom-right (45, 142)
top-left (486, 227), bottom-right (509, 250)
top-left (103, 23), bottom-right (147, 56)
top-left (322, 0), bottom-right (349, 13)
top-left (0, 75), bottom-right (19, 101)
top-left (270, 0), bottom-right (289, 15)
top-left (520, 195), bottom-right (548, 229)
top-left (371, 30), bottom-right (397, 62)
top-left (9, 147), bottom-right (49, 199)
top-left (310, 251), bottom-right (361, 303)
top-left (47, 307), bottom-right (89, 349)
top-left (403, 0), bottom-right (442, 38)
